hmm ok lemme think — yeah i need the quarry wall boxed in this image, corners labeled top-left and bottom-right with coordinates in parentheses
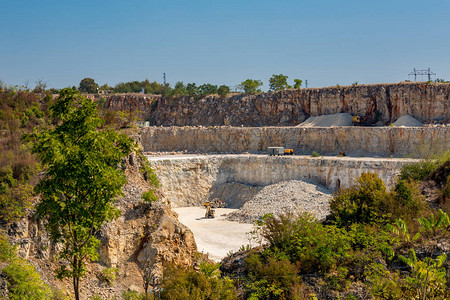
top-left (141, 126), bottom-right (449, 157)
top-left (94, 83), bottom-right (449, 126)
top-left (148, 155), bottom-right (415, 207)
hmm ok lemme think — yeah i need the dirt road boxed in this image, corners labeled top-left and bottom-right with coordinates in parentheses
top-left (173, 207), bottom-right (255, 261)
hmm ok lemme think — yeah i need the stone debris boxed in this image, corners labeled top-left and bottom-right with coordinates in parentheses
top-left (393, 115), bottom-right (423, 127)
top-left (226, 180), bottom-right (332, 223)
top-left (297, 113), bottom-right (354, 127)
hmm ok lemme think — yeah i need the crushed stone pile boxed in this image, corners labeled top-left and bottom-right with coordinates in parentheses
top-left (226, 180), bottom-right (332, 223)
top-left (393, 115), bottom-right (423, 127)
top-left (297, 113), bottom-right (354, 127)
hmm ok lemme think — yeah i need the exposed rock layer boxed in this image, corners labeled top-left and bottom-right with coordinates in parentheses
top-left (98, 82), bottom-right (449, 126)
top-left (147, 155), bottom-right (416, 207)
top-left (141, 126), bottom-right (449, 157)
top-left (2, 153), bottom-right (198, 299)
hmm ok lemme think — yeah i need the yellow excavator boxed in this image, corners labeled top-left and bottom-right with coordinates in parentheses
top-left (203, 201), bottom-right (215, 219)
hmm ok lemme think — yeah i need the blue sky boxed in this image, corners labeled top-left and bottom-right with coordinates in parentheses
top-left (1, 0), bottom-right (449, 89)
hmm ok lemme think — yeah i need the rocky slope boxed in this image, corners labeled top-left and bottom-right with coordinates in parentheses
top-left (1, 153), bottom-right (199, 299)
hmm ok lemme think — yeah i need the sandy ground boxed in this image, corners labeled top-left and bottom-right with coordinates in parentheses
top-left (173, 207), bottom-right (255, 261)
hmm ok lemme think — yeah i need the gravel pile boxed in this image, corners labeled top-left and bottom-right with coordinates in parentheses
top-left (297, 113), bottom-right (353, 127)
top-left (226, 180), bottom-right (332, 223)
top-left (393, 115), bottom-right (423, 127)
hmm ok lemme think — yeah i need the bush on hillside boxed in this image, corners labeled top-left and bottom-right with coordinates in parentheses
top-left (0, 234), bottom-right (53, 300)
top-left (330, 173), bottom-right (428, 227)
top-left (160, 263), bottom-right (236, 300)
top-left (244, 253), bottom-right (303, 299)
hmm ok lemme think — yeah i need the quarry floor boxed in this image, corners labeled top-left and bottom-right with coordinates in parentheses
top-left (173, 207), bottom-right (254, 261)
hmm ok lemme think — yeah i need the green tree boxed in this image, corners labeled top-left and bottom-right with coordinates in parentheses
top-left (78, 78), bottom-right (98, 94)
top-left (28, 88), bottom-right (134, 300)
top-left (293, 79), bottom-right (302, 89)
top-left (238, 79), bottom-right (263, 94)
top-left (98, 83), bottom-right (112, 91)
top-left (269, 74), bottom-right (290, 91)
top-left (217, 85), bottom-right (230, 98)
top-left (198, 83), bottom-right (218, 97)
top-left (186, 83), bottom-right (199, 96)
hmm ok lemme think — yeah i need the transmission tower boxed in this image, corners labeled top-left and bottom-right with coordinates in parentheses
top-left (163, 73), bottom-right (166, 85)
top-left (408, 68), bottom-right (436, 82)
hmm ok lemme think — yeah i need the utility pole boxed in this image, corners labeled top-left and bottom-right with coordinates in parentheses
top-left (408, 68), bottom-right (436, 82)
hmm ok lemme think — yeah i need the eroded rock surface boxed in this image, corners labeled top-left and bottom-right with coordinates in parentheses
top-left (1, 153), bottom-right (198, 299)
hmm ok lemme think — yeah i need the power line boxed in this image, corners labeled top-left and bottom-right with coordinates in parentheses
top-left (408, 68), bottom-right (436, 82)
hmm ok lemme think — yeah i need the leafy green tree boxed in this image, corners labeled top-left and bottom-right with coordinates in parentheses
top-left (28, 88), bottom-right (134, 300)
top-left (98, 83), bottom-right (112, 91)
top-left (217, 85), bottom-right (230, 98)
top-left (78, 78), bottom-right (98, 94)
top-left (198, 84), bottom-right (218, 97)
top-left (238, 79), bottom-right (263, 94)
top-left (269, 74), bottom-right (290, 91)
top-left (186, 83), bottom-right (199, 96)
top-left (293, 79), bottom-right (302, 89)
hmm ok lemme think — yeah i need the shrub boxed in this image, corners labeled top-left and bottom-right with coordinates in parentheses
top-left (1, 234), bottom-right (52, 300)
top-left (142, 189), bottom-right (158, 203)
top-left (99, 267), bottom-right (119, 286)
top-left (0, 183), bottom-right (34, 222)
top-left (160, 263), bottom-right (236, 300)
top-left (244, 253), bottom-right (301, 299)
top-left (330, 173), bottom-right (388, 226)
top-left (311, 151), bottom-right (320, 157)
top-left (258, 213), bottom-right (352, 274)
top-left (2, 261), bottom-right (53, 300)
top-left (400, 160), bottom-right (438, 181)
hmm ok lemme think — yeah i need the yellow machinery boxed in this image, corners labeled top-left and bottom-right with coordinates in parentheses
top-left (284, 149), bottom-right (294, 155)
top-left (352, 116), bottom-right (361, 124)
top-left (203, 201), bottom-right (215, 218)
top-left (268, 147), bottom-right (294, 156)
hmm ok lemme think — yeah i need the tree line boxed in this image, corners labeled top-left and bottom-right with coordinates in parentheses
top-left (76, 74), bottom-right (304, 97)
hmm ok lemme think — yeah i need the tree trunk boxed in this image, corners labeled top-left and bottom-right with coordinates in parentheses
top-left (74, 275), bottom-right (79, 300)
top-left (73, 255), bottom-right (80, 300)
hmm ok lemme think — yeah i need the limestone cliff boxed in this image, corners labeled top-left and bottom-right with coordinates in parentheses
top-left (1, 153), bottom-right (198, 299)
top-left (141, 126), bottom-right (450, 157)
top-left (147, 155), bottom-right (416, 207)
top-left (99, 82), bottom-right (449, 126)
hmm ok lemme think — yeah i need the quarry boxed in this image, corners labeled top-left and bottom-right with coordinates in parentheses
top-left (2, 82), bottom-right (449, 299)
top-left (124, 82), bottom-right (449, 261)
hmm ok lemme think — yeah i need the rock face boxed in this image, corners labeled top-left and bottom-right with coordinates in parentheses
top-left (141, 126), bottom-right (450, 157)
top-left (88, 93), bottom-right (161, 120)
top-left (149, 82), bottom-right (449, 126)
top-left (147, 155), bottom-right (416, 207)
top-left (1, 153), bottom-right (198, 299)
top-left (97, 153), bottom-right (198, 279)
